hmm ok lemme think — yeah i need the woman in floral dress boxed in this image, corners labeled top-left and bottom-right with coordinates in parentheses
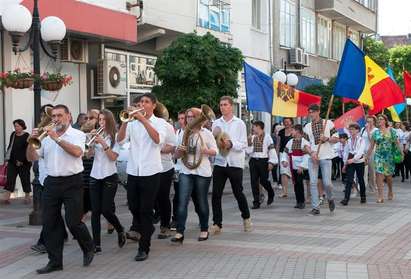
top-left (367, 114), bottom-right (403, 203)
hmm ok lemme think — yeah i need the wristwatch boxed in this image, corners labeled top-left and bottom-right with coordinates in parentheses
top-left (55, 137), bottom-right (62, 144)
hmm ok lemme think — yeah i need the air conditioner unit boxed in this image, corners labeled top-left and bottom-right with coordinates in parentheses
top-left (289, 48), bottom-right (303, 65)
top-left (302, 53), bottom-right (310, 67)
top-left (96, 59), bottom-right (127, 95)
top-left (60, 38), bottom-right (88, 63)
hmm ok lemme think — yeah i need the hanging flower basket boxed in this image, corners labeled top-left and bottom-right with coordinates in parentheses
top-left (0, 69), bottom-right (35, 89)
top-left (40, 72), bottom-right (73, 91)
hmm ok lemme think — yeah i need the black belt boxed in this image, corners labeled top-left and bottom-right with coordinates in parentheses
top-left (47, 173), bottom-right (82, 179)
top-left (250, 157), bottom-right (268, 161)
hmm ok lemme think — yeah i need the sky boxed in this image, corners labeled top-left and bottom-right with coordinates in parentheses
top-left (378, 0), bottom-right (411, 35)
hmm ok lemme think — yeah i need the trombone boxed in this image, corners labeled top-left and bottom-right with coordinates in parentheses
top-left (119, 107), bottom-right (146, 122)
top-left (27, 122), bottom-right (57, 150)
top-left (85, 126), bottom-right (104, 151)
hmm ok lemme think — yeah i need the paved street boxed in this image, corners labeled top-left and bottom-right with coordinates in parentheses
top-left (1, 173), bottom-right (411, 279)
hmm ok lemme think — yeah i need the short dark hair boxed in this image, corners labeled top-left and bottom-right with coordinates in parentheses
top-left (140, 93), bottom-right (157, 104)
top-left (178, 110), bottom-right (186, 116)
top-left (293, 124), bottom-right (303, 134)
top-left (76, 113), bottom-right (87, 123)
top-left (13, 119), bottom-right (26, 130)
top-left (53, 104), bottom-right (70, 114)
top-left (252, 120), bottom-right (264, 130)
top-left (348, 123), bottom-right (360, 130)
top-left (308, 104), bottom-right (320, 112)
top-left (339, 133), bottom-right (349, 139)
top-left (220, 96), bottom-right (234, 105)
top-left (283, 117), bottom-right (294, 124)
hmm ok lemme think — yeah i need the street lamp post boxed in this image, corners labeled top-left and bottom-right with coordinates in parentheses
top-left (1, 0), bottom-right (66, 225)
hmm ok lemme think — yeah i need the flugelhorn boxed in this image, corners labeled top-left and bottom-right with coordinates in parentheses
top-left (85, 126), bottom-right (104, 150)
top-left (119, 107), bottom-right (146, 122)
top-left (27, 122), bottom-right (57, 149)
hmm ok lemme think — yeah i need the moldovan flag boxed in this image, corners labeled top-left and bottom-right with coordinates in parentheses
top-left (244, 62), bottom-right (321, 117)
top-left (386, 66), bottom-right (405, 122)
top-left (333, 39), bottom-right (404, 112)
top-left (404, 71), bottom-right (411, 98)
top-left (334, 106), bottom-right (366, 134)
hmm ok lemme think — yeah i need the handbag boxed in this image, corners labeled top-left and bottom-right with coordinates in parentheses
top-left (0, 163), bottom-right (7, 188)
top-left (4, 132), bottom-right (15, 161)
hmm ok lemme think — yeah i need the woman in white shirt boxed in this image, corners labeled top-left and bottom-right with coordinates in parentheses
top-left (88, 109), bottom-right (126, 253)
top-left (171, 108), bottom-right (218, 244)
top-left (340, 123), bottom-right (367, 205)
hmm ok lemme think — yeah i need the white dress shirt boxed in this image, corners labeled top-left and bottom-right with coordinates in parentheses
top-left (179, 128), bottom-right (218, 177)
top-left (343, 135), bottom-right (366, 164)
top-left (38, 158), bottom-right (47, 186)
top-left (122, 115), bottom-right (165, 176)
top-left (246, 134), bottom-right (278, 165)
top-left (37, 126), bottom-right (85, 177)
top-left (303, 120), bottom-right (337, 160)
top-left (90, 136), bottom-right (120, 180)
top-left (174, 128), bottom-right (184, 172)
top-left (160, 120), bottom-right (177, 173)
top-left (361, 126), bottom-right (378, 152)
top-left (212, 116), bottom-right (247, 169)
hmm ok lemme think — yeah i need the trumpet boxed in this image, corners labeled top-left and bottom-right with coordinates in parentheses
top-left (28, 122), bottom-right (57, 149)
top-left (85, 126), bottom-right (104, 150)
top-left (119, 107), bottom-right (146, 122)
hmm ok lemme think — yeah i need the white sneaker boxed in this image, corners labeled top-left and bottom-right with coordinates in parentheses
top-left (243, 218), bottom-right (252, 232)
top-left (350, 192), bottom-right (357, 198)
top-left (209, 224), bottom-right (222, 235)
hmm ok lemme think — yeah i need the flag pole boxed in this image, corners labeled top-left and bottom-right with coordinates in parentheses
top-left (342, 100), bottom-right (345, 114)
top-left (316, 95), bottom-right (335, 156)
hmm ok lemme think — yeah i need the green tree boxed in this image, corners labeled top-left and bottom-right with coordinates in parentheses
top-left (363, 37), bottom-right (390, 67)
top-left (389, 45), bottom-right (411, 85)
top-left (152, 32), bottom-right (243, 118)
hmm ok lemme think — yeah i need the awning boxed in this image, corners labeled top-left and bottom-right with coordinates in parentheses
top-left (22, 0), bottom-right (137, 43)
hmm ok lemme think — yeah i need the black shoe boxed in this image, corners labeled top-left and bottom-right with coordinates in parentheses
top-left (107, 228), bottom-right (115, 234)
top-left (170, 234), bottom-right (184, 244)
top-left (340, 199), bottom-right (348, 206)
top-left (36, 264), bottom-right (63, 274)
top-left (360, 198), bottom-right (366, 204)
top-left (198, 232), bottom-right (209, 242)
top-left (309, 209), bottom-right (320, 216)
top-left (251, 204), bottom-right (260, 209)
top-left (170, 220), bottom-right (177, 231)
top-left (126, 230), bottom-right (140, 242)
top-left (118, 231), bottom-right (126, 248)
top-left (31, 244), bottom-right (46, 253)
top-left (402, 178), bottom-right (405, 182)
top-left (298, 203), bottom-right (305, 209)
top-left (267, 195), bottom-right (274, 206)
top-left (153, 213), bottom-right (160, 225)
top-left (94, 246), bottom-right (102, 253)
top-left (294, 204), bottom-right (299, 209)
top-left (328, 200), bottom-right (336, 212)
top-left (83, 249), bottom-right (94, 267)
top-left (134, 250), bottom-right (149, 261)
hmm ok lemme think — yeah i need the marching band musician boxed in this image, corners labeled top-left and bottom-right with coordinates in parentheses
top-left (27, 105), bottom-right (95, 274)
top-left (171, 108), bottom-right (218, 244)
top-left (210, 96), bottom-right (252, 234)
top-left (117, 93), bottom-right (165, 262)
top-left (246, 120), bottom-right (277, 209)
top-left (88, 109), bottom-right (126, 253)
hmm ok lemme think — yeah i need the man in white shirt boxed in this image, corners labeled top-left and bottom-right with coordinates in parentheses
top-left (27, 105), bottom-right (94, 274)
top-left (246, 120), bottom-right (277, 209)
top-left (211, 96), bottom-right (251, 234)
top-left (117, 93), bottom-right (165, 262)
top-left (303, 104), bottom-right (339, 215)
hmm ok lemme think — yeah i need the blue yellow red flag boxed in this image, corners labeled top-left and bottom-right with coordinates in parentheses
top-left (386, 66), bottom-right (405, 122)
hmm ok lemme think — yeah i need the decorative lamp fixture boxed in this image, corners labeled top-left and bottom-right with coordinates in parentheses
top-left (41, 16), bottom-right (67, 57)
top-left (1, 4), bottom-right (32, 52)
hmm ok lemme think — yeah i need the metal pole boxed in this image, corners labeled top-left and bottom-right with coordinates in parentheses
top-left (29, 0), bottom-right (42, 226)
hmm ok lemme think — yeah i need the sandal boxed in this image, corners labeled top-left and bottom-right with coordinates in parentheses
top-left (376, 199), bottom-right (384, 203)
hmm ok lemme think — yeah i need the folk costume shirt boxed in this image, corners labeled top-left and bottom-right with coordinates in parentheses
top-left (246, 133), bottom-right (278, 165)
top-left (303, 120), bottom-right (337, 160)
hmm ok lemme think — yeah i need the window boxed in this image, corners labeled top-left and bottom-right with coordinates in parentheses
top-left (349, 29), bottom-right (360, 46)
top-left (355, 0), bottom-right (376, 11)
top-left (252, 0), bottom-right (262, 30)
top-left (317, 16), bottom-right (331, 58)
top-left (300, 7), bottom-right (316, 54)
top-left (197, 0), bottom-right (231, 33)
top-left (333, 23), bottom-right (346, 60)
top-left (280, 0), bottom-right (296, 47)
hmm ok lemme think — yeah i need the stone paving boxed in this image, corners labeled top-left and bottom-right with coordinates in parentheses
top-left (1, 173), bottom-right (411, 278)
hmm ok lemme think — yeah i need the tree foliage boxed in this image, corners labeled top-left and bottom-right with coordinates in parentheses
top-left (363, 37), bottom-right (390, 67)
top-left (389, 45), bottom-right (411, 85)
top-left (152, 32), bottom-right (243, 118)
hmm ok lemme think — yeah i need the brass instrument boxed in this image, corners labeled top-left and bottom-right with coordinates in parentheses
top-left (27, 122), bottom-right (57, 149)
top-left (214, 128), bottom-right (231, 157)
top-left (119, 107), bottom-right (146, 122)
top-left (85, 126), bottom-right (104, 151)
top-left (153, 102), bottom-right (169, 120)
top-left (181, 104), bottom-right (216, 169)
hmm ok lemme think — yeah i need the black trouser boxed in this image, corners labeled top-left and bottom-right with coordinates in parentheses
top-left (292, 169), bottom-right (305, 204)
top-left (404, 152), bottom-right (411, 179)
top-left (395, 162), bottom-right (405, 179)
top-left (5, 162), bottom-right (31, 193)
top-left (127, 174), bottom-right (160, 254)
top-left (344, 163), bottom-right (366, 202)
top-left (271, 164), bottom-right (278, 183)
top-left (332, 157), bottom-right (341, 180)
top-left (89, 174), bottom-right (123, 247)
top-left (249, 158), bottom-right (274, 206)
top-left (212, 166), bottom-right (250, 228)
top-left (157, 168), bottom-right (174, 228)
top-left (42, 174), bottom-right (94, 267)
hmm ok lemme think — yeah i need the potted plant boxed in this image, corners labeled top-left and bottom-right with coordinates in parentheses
top-left (40, 72), bottom-right (73, 91)
top-left (0, 69), bottom-right (35, 89)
